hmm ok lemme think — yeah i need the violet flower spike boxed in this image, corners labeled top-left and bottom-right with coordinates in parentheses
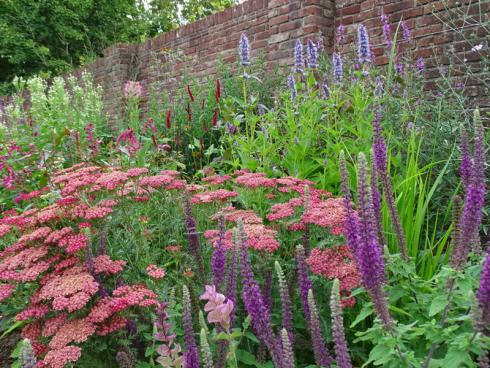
top-left (281, 329), bottom-right (295, 368)
top-left (476, 248), bottom-right (490, 331)
top-left (330, 279), bottom-right (353, 368)
top-left (401, 21), bottom-right (411, 42)
top-left (211, 214), bottom-right (227, 288)
top-left (452, 109), bottom-right (486, 269)
top-left (357, 23), bottom-right (372, 63)
top-left (333, 52), bottom-right (343, 83)
top-left (237, 224), bottom-right (282, 366)
top-left (296, 244), bottom-right (313, 321)
top-left (372, 111), bottom-right (409, 260)
top-left (308, 289), bottom-right (333, 367)
top-left (339, 151), bottom-right (362, 257)
top-left (356, 153), bottom-right (393, 329)
top-left (184, 196), bottom-right (205, 282)
top-left (337, 24), bottom-right (346, 46)
top-left (275, 261), bottom-right (294, 344)
top-left (371, 158), bottom-right (384, 245)
top-left (381, 14), bottom-right (392, 51)
top-left (294, 39), bottom-right (305, 74)
top-left (287, 74), bottom-right (298, 100)
top-left (239, 33), bottom-right (251, 66)
top-left (307, 39), bottom-right (319, 69)
top-left (182, 286), bottom-right (200, 368)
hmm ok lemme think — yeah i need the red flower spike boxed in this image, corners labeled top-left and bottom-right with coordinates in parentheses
top-left (187, 85), bottom-right (194, 102)
top-left (215, 79), bottom-right (221, 103)
top-left (166, 110), bottom-right (171, 129)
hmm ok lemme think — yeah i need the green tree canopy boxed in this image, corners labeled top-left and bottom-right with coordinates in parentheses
top-left (0, 0), bottom-right (235, 94)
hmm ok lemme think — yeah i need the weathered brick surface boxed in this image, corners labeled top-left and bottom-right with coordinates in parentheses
top-left (3, 0), bottom-right (488, 125)
top-left (334, 0), bottom-right (490, 112)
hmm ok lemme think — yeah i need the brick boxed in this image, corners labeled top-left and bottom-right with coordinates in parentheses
top-left (269, 14), bottom-right (289, 26)
top-left (339, 4), bottom-right (361, 16)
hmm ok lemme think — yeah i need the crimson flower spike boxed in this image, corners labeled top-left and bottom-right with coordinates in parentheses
top-left (215, 79), bottom-right (221, 103)
top-left (166, 110), bottom-right (171, 129)
top-left (187, 84), bottom-right (194, 102)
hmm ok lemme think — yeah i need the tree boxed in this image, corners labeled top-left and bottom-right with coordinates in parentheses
top-left (0, 0), bottom-right (236, 94)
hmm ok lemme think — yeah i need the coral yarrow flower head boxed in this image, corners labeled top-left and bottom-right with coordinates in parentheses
top-left (147, 264), bottom-right (166, 279)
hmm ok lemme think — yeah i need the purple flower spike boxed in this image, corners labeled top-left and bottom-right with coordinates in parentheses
top-left (184, 196), bottom-right (205, 282)
top-left (238, 224), bottom-right (281, 366)
top-left (307, 39), bottom-right (319, 69)
top-left (330, 279), bottom-right (353, 368)
top-left (416, 57), bottom-right (425, 71)
top-left (275, 261), bottom-right (294, 344)
top-left (371, 160), bottom-right (384, 245)
top-left (476, 248), bottom-right (490, 330)
top-left (183, 286), bottom-right (200, 368)
top-left (308, 289), bottom-right (333, 367)
top-left (339, 151), bottom-right (362, 257)
top-left (357, 153), bottom-right (386, 290)
top-left (340, 152), bottom-right (393, 330)
top-left (451, 109), bottom-right (486, 269)
top-left (294, 39), bottom-right (305, 73)
top-left (357, 23), bottom-right (372, 63)
top-left (401, 21), bottom-right (411, 42)
top-left (296, 244), bottom-right (313, 321)
top-left (239, 33), bottom-right (251, 66)
top-left (337, 24), bottom-right (346, 46)
top-left (333, 52), bottom-right (343, 83)
top-left (211, 214), bottom-right (227, 288)
top-left (281, 329), bottom-right (295, 368)
top-left (381, 14), bottom-right (392, 51)
top-left (287, 74), bottom-right (298, 100)
top-left (372, 111), bottom-right (409, 260)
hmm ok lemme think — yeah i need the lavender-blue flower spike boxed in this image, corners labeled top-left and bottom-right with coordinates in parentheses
top-left (357, 23), bottom-right (372, 63)
top-left (307, 39), bottom-right (318, 69)
top-left (333, 52), bottom-right (343, 83)
top-left (294, 39), bottom-right (304, 73)
top-left (239, 33), bottom-right (251, 66)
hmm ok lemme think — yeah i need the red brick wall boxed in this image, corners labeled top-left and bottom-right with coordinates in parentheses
top-left (334, 0), bottom-right (489, 110)
top-left (71, 0), bottom-right (336, 126)
top-left (6, 0), bottom-right (487, 125)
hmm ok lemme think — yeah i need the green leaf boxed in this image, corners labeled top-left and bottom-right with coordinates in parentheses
top-left (236, 349), bottom-right (260, 366)
top-left (350, 303), bottom-right (373, 328)
top-left (429, 295), bottom-right (448, 317)
top-left (443, 348), bottom-right (474, 368)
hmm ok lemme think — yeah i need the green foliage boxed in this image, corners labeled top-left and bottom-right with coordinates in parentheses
top-left (0, 0), bottom-right (237, 94)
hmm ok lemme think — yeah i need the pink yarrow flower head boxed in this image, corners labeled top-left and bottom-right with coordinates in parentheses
top-left (123, 80), bottom-right (143, 98)
top-left (200, 285), bottom-right (234, 329)
top-left (147, 264), bottom-right (166, 279)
